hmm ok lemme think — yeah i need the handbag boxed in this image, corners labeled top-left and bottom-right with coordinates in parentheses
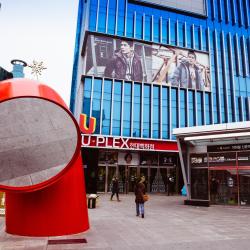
top-left (143, 194), bottom-right (149, 202)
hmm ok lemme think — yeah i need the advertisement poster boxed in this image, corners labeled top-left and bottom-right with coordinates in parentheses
top-left (84, 34), bottom-right (211, 91)
top-left (118, 152), bottom-right (139, 165)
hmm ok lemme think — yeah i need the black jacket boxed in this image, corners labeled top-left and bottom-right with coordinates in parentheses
top-left (104, 51), bottom-right (143, 82)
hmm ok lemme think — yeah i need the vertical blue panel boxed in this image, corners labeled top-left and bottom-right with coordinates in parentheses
top-left (133, 83), bottom-right (141, 137)
top-left (89, 0), bottom-right (98, 31)
top-left (197, 92), bottom-right (204, 125)
top-left (188, 90), bottom-right (195, 126)
top-left (97, 0), bottom-right (107, 32)
top-left (171, 88), bottom-right (178, 139)
top-left (205, 93), bottom-right (212, 125)
top-left (102, 79), bottom-right (112, 135)
top-left (153, 15), bottom-right (160, 43)
top-left (126, 10), bottom-right (134, 38)
top-left (82, 77), bottom-right (92, 121)
top-left (178, 21), bottom-right (184, 47)
top-left (162, 87), bottom-right (169, 139)
top-left (123, 82), bottom-right (132, 136)
top-left (153, 86), bottom-right (160, 138)
top-left (143, 84), bottom-right (151, 138)
top-left (136, 12), bottom-right (143, 39)
top-left (180, 89), bottom-right (186, 127)
top-left (112, 81), bottom-right (122, 135)
top-left (144, 15), bottom-right (151, 41)
top-left (117, 0), bottom-right (125, 36)
top-left (108, 0), bottom-right (117, 34)
top-left (170, 20), bottom-right (176, 46)
top-left (161, 18), bottom-right (168, 44)
top-left (92, 79), bottom-right (102, 134)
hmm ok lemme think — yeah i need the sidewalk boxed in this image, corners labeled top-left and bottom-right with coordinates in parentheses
top-left (1, 194), bottom-right (250, 249)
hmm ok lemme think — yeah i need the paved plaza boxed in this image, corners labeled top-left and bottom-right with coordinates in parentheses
top-left (1, 194), bottom-right (250, 249)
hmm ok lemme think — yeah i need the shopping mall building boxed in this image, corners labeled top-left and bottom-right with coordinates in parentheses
top-left (70, 0), bottom-right (250, 205)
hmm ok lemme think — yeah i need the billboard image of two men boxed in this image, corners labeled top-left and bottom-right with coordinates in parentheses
top-left (84, 34), bottom-right (211, 91)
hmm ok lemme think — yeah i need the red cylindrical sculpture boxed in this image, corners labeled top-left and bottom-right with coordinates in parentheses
top-left (0, 78), bottom-right (89, 236)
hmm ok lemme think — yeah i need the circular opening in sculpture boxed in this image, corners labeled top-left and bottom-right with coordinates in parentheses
top-left (0, 97), bottom-right (78, 188)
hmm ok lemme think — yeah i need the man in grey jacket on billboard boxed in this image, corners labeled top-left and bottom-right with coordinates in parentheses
top-left (171, 50), bottom-right (204, 91)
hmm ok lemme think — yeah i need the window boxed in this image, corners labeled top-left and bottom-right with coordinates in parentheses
top-left (112, 81), bottom-right (122, 135)
top-left (102, 80), bottom-right (112, 135)
top-left (123, 82), bottom-right (132, 136)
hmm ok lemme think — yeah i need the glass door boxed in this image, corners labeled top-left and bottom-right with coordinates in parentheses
top-left (159, 168), bottom-right (168, 193)
top-left (108, 166), bottom-right (117, 193)
top-left (149, 167), bottom-right (158, 192)
top-left (209, 170), bottom-right (238, 205)
top-left (128, 166), bottom-right (138, 192)
top-left (97, 165), bottom-right (106, 192)
top-left (118, 166), bottom-right (126, 193)
top-left (139, 167), bottom-right (149, 192)
top-left (239, 170), bottom-right (250, 206)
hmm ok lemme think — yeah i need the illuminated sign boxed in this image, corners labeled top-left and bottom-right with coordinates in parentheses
top-left (79, 114), bottom-right (96, 134)
top-left (133, 0), bottom-right (206, 16)
top-left (85, 34), bottom-right (211, 91)
top-left (81, 135), bottom-right (178, 151)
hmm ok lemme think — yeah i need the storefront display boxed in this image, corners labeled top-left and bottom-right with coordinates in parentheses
top-left (96, 149), bottom-right (180, 194)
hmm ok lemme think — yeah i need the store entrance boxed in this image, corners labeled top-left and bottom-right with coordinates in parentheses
top-left (210, 170), bottom-right (238, 205)
top-left (210, 169), bottom-right (250, 206)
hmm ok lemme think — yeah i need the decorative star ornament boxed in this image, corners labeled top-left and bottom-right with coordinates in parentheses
top-left (28, 60), bottom-right (47, 80)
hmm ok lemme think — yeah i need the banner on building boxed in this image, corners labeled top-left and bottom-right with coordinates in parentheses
top-left (84, 34), bottom-right (211, 91)
top-left (133, 0), bottom-right (206, 16)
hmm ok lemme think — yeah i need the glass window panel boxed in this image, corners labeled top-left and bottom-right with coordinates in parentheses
top-left (89, 0), bottom-right (98, 31)
top-left (112, 81), bottom-right (122, 135)
top-left (153, 86), bottom-right (160, 138)
top-left (108, 0), bottom-right (117, 34)
top-left (162, 87), bottom-right (169, 139)
top-left (143, 84), bottom-right (151, 138)
top-left (133, 83), bottom-right (141, 137)
top-left (188, 90), bottom-right (195, 126)
top-left (171, 88), bottom-right (178, 139)
top-left (97, 0), bottom-right (108, 32)
top-left (82, 77), bottom-right (92, 122)
top-left (123, 82), bottom-right (132, 136)
top-left (102, 79), bottom-right (112, 135)
top-left (92, 79), bottom-right (102, 134)
top-left (180, 89), bottom-right (186, 127)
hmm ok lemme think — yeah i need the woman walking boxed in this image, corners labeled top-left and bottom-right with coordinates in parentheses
top-left (134, 176), bottom-right (146, 218)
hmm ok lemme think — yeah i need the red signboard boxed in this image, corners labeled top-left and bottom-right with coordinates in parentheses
top-left (81, 135), bottom-right (178, 152)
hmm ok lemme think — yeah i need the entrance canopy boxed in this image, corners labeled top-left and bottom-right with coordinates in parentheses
top-left (173, 121), bottom-right (250, 146)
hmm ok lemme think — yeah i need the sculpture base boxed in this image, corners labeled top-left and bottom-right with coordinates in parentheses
top-left (5, 155), bottom-right (89, 236)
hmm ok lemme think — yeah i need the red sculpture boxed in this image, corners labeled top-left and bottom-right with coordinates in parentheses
top-left (0, 78), bottom-right (89, 236)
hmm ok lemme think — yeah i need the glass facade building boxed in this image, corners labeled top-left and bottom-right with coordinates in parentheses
top-left (70, 0), bottom-right (250, 194)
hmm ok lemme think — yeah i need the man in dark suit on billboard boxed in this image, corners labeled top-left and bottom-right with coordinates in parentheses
top-left (104, 40), bottom-right (143, 82)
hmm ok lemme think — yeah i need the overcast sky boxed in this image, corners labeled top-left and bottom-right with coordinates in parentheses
top-left (0, 0), bottom-right (79, 105)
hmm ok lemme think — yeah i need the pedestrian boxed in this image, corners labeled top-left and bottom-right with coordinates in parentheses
top-left (134, 176), bottom-right (146, 218)
top-left (110, 176), bottom-right (120, 201)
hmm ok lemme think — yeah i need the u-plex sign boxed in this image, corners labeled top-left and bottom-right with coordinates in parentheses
top-left (81, 135), bottom-right (178, 151)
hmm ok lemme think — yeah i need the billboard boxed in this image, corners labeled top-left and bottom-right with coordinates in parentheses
top-left (84, 34), bottom-right (211, 91)
top-left (132, 0), bottom-right (206, 16)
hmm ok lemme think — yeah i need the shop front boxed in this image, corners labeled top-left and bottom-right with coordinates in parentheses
top-left (191, 148), bottom-right (250, 206)
top-left (174, 121), bottom-right (250, 206)
top-left (81, 135), bottom-right (181, 194)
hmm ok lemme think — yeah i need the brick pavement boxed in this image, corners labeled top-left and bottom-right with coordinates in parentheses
top-left (1, 194), bottom-right (250, 249)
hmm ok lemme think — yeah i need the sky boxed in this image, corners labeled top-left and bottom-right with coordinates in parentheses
top-left (0, 0), bottom-right (79, 106)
